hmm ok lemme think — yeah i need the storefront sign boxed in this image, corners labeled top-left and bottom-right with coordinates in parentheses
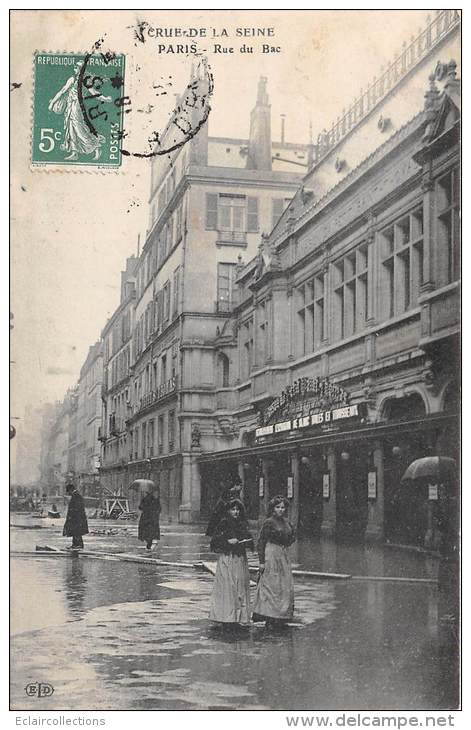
top-left (261, 376), bottom-right (350, 426)
top-left (258, 476), bottom-right (264, 497)
top-left (255, 403), bottom-right (365, 440)
top-left (368, 470), bottom-right (377, 499)
top-left (287, 475), bottom-right (294, 498)
top-left (428, 483), bottom-right (438, 501)
top-left (323, 473), bottom-right (330, 499)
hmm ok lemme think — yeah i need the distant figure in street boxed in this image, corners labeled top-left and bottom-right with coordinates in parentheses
top-left (205, 481), bottom-right (243, 537)
top-left (252, 495), bottom-right (296, 628)
top-left (138, 488), bottom-right (161, 550)
top-left (63, 484), bottom-right (89, 550)
top-left (209, 498), bottom-right (254, 628)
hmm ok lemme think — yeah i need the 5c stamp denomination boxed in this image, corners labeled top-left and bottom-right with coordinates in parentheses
top-left (32, 52), bottom-right (126, 168)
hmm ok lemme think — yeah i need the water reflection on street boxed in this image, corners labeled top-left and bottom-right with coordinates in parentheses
top-left (10, 518), bottom-right (459, 710)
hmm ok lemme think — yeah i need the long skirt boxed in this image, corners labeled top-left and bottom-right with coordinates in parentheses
top-left (252, 542), bottom-right (294, 621)
top-left (209, 553), bottom-right (251, 624)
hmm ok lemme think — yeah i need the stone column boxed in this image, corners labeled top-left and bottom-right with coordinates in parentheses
top-left (321, 446), bottom-right (337, 535)
top-left (421, 169), bottom-right (435, 292)
top-left (179, 452), bottom-right (193, 523)
top-left (366, 441), bottom-right (385, 541)
top-left (189, 451), bottom-right (202, 520)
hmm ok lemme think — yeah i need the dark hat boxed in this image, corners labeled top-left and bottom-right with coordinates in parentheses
top-left (65, 483), bottom-right (75, 494)
top-left (226, 497), bottom-right (246, 518)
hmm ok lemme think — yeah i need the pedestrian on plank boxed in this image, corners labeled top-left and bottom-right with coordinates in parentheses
top-left (205, 481), bottom-right (243, 537)
top-left (138, 487), bottom-right (161, 550)
top-left (63, 483), bottom-right (89, 550)
top-left (209, 498), bottom-right (254, 628)
top-left (252, 495), bottom-right (296, 628)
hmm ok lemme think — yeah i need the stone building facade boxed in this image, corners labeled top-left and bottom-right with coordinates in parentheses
top-left (197, 10), bottom-right (460, 546)
top-left (98, 71), bottom-right (309, 520)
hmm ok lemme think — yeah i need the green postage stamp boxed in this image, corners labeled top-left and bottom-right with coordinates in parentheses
top-left (32, 52), bottom-right (126, 168)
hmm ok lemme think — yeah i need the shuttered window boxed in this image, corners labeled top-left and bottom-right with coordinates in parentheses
top-left (206, 193), bottom-right (218, 229)
top-left (247, 196), bottom-right (259, 232)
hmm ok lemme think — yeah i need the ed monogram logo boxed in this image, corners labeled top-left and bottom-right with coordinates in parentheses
top-left (24, 682), bottom-right (55, 698)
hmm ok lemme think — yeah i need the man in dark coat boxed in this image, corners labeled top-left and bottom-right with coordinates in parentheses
top-left (63, 484), bottom-right (89, 549)
top-left (138, 489), bottom-right (161, 550)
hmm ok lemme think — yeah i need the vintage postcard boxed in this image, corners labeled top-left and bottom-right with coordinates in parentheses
top-left (10, 8), bottom-right (461, 721)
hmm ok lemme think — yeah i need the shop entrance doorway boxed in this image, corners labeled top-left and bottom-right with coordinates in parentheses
top-left (336, 444), bottom-right (369, 541)
top-left (298, 454), bottom-right (324, 537)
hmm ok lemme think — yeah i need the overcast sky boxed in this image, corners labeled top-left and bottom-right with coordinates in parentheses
top-left (10, 9), bottom-right (432, 429)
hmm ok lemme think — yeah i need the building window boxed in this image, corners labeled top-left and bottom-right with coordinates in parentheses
top-left (175, 203), bottom-right (183, 243)
top-left (217, 353), bottom-right (230, 387)
top-left (217, 262), bottom-right (237, 312)
top-left (148, 420), bottom-right (154, 457)
top-left (171, 342), bottom-right (178, 378)
top-left (141, 423), bottom-right (147, 458)
top-left (158, 414), bottom-right (164, 454)
top-left (379, 206), bottom-right (423, 321)
top-left (161, 354), bottom-right (167, 384)
top-left (241, 319), bottom-right (253, 380)
top-left (173, 267), bottom-right (180, 318)
top-left (296, 273), bottom-right (325, 355)
top-left (168, 411), bottom-right (175, 452)
top-left (436, 169), bottom-right (459, 284)
top-left (333, 247), bottom-right (368, 340)
top-left (152, 360), bottom-right (158, 391)
top-left (205, 193), bottom-right (259, 240)
top-left (161, 281), bottom-right (171, 323)
top-left (219, 194), bottom-right (246, 232)
top-left (258, 300), bottom-right (270, 363)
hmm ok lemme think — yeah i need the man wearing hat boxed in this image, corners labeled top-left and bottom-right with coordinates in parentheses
top-left (63, 483), bottom-right (89, 550)
top-left (205, 479), bottom-right (243, 537)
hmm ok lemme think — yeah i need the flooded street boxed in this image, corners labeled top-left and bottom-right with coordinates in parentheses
top-left (10, 517), bottom-right (459, 711)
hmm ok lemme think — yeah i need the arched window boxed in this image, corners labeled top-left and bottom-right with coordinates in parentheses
top-left (383, 392), bottom-right (426, 421)
top-left (217, 353), bottom-right (230, 388)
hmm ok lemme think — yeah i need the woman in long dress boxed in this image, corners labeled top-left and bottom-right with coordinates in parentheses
top-left (138, 488), bottom-right (161, 550)
top-left (209, 498), bottom-right (254, 628)
top-left (253, 495), bottom-right (296, 626)
top-left (48, 61), bottom-right (111, 161)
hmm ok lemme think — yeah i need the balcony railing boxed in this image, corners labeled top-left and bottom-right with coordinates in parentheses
top-left (314, 10), bottom-right (460, 163)
top-left (216, 230), bottom-right (247, 246)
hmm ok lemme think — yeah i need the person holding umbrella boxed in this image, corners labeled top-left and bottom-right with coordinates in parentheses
top-left (137, 482), bottom-right (161, 550)
top-left (63, 483), bottom-right (89, 550)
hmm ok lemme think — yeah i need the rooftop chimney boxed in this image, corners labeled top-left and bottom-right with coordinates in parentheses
top-left (246, 76), bottom-right (272, 171)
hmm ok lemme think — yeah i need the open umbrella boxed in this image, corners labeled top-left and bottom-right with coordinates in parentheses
top-left (129, 479), bottom-right (156, 490)
top-left (401, 456), bottom-right (456, 483)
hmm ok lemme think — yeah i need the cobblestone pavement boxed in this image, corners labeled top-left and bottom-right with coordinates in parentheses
top-left (10, 517), bottom-right (459, 711)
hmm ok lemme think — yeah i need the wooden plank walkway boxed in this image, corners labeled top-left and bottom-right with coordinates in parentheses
top-left (8, 547), bottom-right (439, 585)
